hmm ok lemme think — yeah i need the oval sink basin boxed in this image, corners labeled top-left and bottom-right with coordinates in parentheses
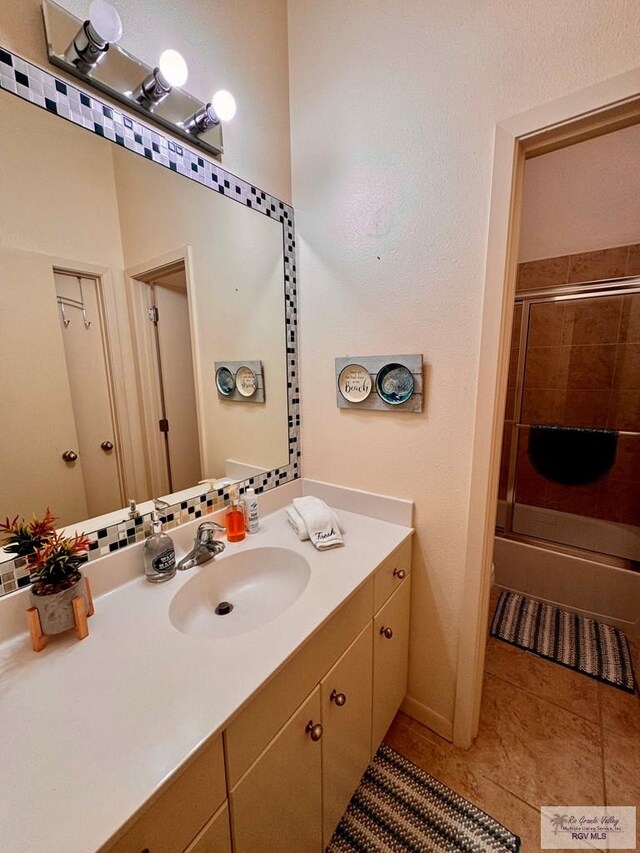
top-left (169, 547), bottom-right (311, 639)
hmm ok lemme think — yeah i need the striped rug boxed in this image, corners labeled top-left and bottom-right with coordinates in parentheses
top-left (491, 591), bottom-right (636, 693)
top-left (327, 744), bottom-right (520, 853)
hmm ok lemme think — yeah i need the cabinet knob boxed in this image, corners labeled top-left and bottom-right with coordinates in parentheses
top-left (305, 720), bottom-right (323, 741)
top-left (393, 568), bottom-right (406, 580)
top-left (62, 450), bottom-right (78, 462)
top-left (380, 626), bottom-right (394, 639)
top-left (101, 440), bottom-right (114, 451)
top-left (330, 689), bottom-right (347, 707)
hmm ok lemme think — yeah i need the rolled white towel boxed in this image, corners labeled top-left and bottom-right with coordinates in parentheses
top-left (285, 504), bottom-right (308, 540)
top-left (292, 496), bottom-right (344, 550)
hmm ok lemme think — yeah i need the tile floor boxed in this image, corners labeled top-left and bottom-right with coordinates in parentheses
top-left (384, 589), bottom-right (640, 853)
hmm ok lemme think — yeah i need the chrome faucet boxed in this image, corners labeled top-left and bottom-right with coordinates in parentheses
top-left (177, 521), bottom-right (226, 571)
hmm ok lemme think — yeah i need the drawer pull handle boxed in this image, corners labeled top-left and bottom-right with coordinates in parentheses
top-left (393, 568), bottom-right (406, 580)
top-left (380, 626), bottom-right (394, 639)
top-left (330, 689), bottom-right (347, 707)
top-left (305, 720), bottom-right (323, 741)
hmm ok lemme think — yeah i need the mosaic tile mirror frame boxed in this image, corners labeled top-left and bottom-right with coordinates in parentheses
top-left (0, 46), bottom-right (300, 597)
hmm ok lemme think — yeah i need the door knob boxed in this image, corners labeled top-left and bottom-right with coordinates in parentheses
top-left (101, 441), bottom-right (114, 451)
top-left (380, 626), bottom-right (393, 639)
top-left (330, 689), bottom-right (347, 707)
top-left (62, 450), bottom-right (78, 462)
top-left (305, 720), bottom-right (323, 741)
top-left (393, 568), bottom-right (406, 579)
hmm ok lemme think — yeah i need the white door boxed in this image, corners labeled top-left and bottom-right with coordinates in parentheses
top-left (54, 272), bottom-right (123, 518)
top-left (150, 271), bottom-right (201, 492)
top-left (0, 249), bottom-right (87, 525)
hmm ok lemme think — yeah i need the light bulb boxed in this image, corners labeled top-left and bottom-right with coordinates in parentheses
top-left (211, 89), bottom-right (236, 122)
top-left (158, 49), bottom-right (188, 88)
top-left (88, 0), bottom-right (123, 44)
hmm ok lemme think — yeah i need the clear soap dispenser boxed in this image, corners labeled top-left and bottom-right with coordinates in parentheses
top-left (144, 511), bottom-right (177, 583)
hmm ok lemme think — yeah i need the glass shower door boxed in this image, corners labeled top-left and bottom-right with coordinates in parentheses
top-left (501, 289), bottom-right (640, 562)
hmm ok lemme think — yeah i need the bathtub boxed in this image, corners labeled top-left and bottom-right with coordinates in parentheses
top-left (493, 533), bottom-right (640, 639)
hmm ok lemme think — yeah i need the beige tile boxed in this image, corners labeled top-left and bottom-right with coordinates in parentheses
top-left (529, 302), bottom-right (565, 347)
top-left (517, 256), bottom-right (570, 291)
top-left (626, 244), bottom-right (640, 277)
top-left (607, 390), bottom-right (640, 431)
top-left (603, 728), bottom-right (640, 809)
top-left (521, 388), bottom-right (558, 425)
top-left (524, 345), bottom-right (569, 391)
top-left (568, 247), bottom-right (628, 284)
top-left (562, 297), bottom-right (623, 346)
top-left (598, 681), bottom-right (640, 741)
top-left (467, 674), bottom-right (604, 808)
top-left (619, 293), bottom-right (640, 343)
top-left (565, 344), bottom-right (617, 390)
top-left (613, 343), bottom-right (640, 391)
top-left (385, 714), bottom-right (542, 851)
top-left (485, 638), bottom-right (600, 724)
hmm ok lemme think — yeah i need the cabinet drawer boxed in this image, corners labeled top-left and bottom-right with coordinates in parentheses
top-left (185, 802), bottom-right (232, 853)
top-left (372, 576), bottom-right (411, 753)
top-left (373, 537), bottom-right (412, 612)
top-left (229, 688), bottom-right (323, 853)
top-left (225, 577), bottom-right (373, 788)
top-left (104, 735), bottom-right (226, 853)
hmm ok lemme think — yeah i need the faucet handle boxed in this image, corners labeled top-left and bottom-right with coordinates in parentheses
top-left (153, 497), bottom-right (170, 511)
top-left (196, 521), bottom-right (225, 544)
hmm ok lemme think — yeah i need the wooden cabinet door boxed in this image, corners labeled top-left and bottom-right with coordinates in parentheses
top-left (185, 802), bottom-right (232, 853)
top-left (372, 576), bottom-right (411, 753)
top-left (229, 687), bottom-right (323, 853)
top-left (320, 623), bottom-right (373, 848)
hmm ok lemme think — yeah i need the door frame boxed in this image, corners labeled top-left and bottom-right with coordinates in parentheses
top-left (454, 66), bottom-right (640, 748)
top-left (125, 246), bottom-right (203, 499)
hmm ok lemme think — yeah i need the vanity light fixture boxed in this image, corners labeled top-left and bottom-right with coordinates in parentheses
top-left (43, 0), bottom-right (231, 156)
top-left (63, 0), bottom-right (123, 73)
top-left (134, 49), bottom-right (188, 111)
top-left (183, 90), bottom-right (237, 135)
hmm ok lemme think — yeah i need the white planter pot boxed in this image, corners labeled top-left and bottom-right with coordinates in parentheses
top-left (29, 574), bottom-right (88, 635)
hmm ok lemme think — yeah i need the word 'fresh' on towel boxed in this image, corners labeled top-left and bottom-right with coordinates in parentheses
top-left (285, 496), bottom-right (344, 550)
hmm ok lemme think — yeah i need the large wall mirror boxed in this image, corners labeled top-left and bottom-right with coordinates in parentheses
top-left (0, 49), bottom-right (299, 584)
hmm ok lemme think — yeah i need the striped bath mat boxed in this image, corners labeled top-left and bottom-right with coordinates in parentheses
top-left (327, 744), bottom-right (520, 853)
top-left (491, 591), bottom-right (636, 693)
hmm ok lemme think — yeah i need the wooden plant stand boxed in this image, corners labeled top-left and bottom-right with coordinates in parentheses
top-left (26, 577), bottom-right (95, 652)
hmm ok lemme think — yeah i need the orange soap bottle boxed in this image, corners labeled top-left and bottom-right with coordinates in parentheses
top-left (225, 488), bottom-right (246, 542)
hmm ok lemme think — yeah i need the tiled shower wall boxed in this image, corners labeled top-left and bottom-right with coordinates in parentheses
top-left (499, 242), bottom-right (640, 528)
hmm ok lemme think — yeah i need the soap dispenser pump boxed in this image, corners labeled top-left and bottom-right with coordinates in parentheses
top-left (225, 487), bottom-right (246, 543)
top-left (144, 511), bottom-right (177, 583)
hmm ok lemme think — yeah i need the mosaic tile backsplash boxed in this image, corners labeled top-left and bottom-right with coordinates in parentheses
top-left (0, 46), bottom-right (300, 598)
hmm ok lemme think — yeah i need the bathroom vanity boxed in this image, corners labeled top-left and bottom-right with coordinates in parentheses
top-left (0, 485), bottom-right (412, 853)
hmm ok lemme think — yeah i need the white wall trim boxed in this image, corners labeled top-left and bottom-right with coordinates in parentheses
top-left (401, 695), bottom-right (453, 743)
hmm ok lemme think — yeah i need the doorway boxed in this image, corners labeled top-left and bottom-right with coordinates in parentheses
top-left (456, 70), bottom-right (640, 748)
top-left (129, 258), bottom-right (202, 497)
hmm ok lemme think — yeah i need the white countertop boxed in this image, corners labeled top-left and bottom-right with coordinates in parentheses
top-left (0, 498), bottom-right (412, 853)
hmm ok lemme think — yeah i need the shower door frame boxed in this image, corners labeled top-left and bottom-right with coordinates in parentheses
top-left (501, 276), bottom-right (640, 569)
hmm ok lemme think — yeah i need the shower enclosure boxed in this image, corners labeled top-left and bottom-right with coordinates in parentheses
top-left (495, 277), bottom-right (640, 636)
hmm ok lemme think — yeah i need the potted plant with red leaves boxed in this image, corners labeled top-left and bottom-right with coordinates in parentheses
top-left (0, 509), bottom-right (57, 559)
top-left (28, 531), bottom-right (92, 634)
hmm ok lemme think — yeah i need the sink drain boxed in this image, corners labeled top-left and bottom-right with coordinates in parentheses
top-left (215, 601), bottom-right (234, 616)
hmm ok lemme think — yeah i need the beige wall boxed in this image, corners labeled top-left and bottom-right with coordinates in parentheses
top-left (0, 0), bottom-right (291, 203)
top-left (112, 148), bottom-right (289, 478)
top-left (288, 0), bottom-right (640, 736)
top-left (519, 123), bottom-right (640, 262)
top-left (0, 96), bottom-right (133, 524)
